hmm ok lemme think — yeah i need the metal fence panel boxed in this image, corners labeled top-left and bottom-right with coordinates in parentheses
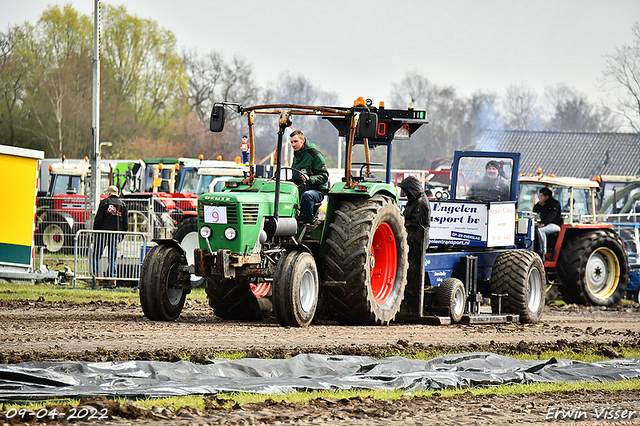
top-left (73, 230), bottom-right (148, 285)
top-left (35, 197), bottom-right (173, 258)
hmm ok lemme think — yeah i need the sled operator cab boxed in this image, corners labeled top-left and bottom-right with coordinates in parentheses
top-left (430, 151), bottom-right (532, 249)
top-left (404, 151), bottom-right (544, 325)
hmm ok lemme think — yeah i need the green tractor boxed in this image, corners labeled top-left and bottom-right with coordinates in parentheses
top-left (139, 99), bottom-right (427, 326)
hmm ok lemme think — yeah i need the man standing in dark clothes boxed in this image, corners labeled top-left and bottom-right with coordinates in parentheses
top-left (533, 187), bottom-right (563, 256)
top-left (397, 175), bottom-right (431, 318)
top-left (398, 175), bottom-right (431, 244)
top-left (93, 185), bottom-right (128, 279)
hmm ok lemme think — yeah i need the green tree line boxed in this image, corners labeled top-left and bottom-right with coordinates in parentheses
top-left (1, 5), bottom-right (638, 170)
top-left (0, 4), bottom-right (245, 161)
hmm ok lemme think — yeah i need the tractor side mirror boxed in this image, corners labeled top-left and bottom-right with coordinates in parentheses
top-left (356, 112), bottom-right (378, 139)
top-left (209, 105), bottom-right (226, 132)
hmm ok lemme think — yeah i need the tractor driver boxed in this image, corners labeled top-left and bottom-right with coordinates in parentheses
top-left (290, 130), bottom-right (329, 226)
top-left (533, 187), bottom-right (563, 257)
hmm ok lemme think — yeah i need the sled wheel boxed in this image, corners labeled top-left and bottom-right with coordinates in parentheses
top-left (434, 278), bottom-right (466, 323)
top-left (558, 230), bottom-right (628, 306)
top-left (490, 250), bottom-right (545, 323)
top-left (272, 251), bottom-right (319, 327)
top-left (139, 244), bottom-right (188, 321)
top-left (323, 194), bottom-right (409, 325)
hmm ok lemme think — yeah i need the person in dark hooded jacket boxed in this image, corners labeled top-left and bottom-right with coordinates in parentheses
top-left (397, 175), bottom-right (431, 319)
top-left (398, 175), bottom-right (431, 240)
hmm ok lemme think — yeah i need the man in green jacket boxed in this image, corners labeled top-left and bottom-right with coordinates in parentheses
top-left (290, 130), bottom-right (329, 226)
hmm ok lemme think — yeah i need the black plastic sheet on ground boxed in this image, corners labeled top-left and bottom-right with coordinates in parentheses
top-left (1, 352), bottom-right (639, 400)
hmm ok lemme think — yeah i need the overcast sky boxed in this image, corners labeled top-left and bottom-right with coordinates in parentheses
top-left (2, 0), bottom-right (639, 107)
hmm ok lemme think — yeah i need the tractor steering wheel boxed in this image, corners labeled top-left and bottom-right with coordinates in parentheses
top-left (279, 166), bottom-right (306, 182)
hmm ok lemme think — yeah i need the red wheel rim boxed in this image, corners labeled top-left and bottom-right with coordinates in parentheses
top-left (370, 222), bottom-right (397, 304)
top-left (250, 282), bottom-right (271, 298)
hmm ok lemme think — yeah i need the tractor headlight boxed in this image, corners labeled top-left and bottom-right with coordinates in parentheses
top-left (224, 227), bottom-right (237, 240)
top-left (199, 225), bottom-right (212, 239)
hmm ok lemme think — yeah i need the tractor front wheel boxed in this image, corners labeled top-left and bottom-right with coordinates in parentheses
top-left (272, 250), bottom-right (319, 327)
top-left (139, 244), bottom-right (189, 321)
top-left (38, 214), bottom-right (72, 254)
top-left (173, 216), bottom-right (202, 285)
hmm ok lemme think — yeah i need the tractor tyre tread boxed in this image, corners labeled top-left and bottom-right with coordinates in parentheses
top-left (557, 230), bottom-right (628, 306)
top-left (322, 195), bottom-right (408, 325)
top-left (490, 250), bottom-right (545, 323)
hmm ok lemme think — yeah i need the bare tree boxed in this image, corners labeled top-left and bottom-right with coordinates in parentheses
top-left (601, 23), bottom-right (640, 132)
top-left (389, 70), bottom-right (441, 118)
top-left (0, 26), bottom-right (24, 147)
top-left (251, 72), bottom-right (339, 164)
top-left (262, 72), bottom-right (337, 105)
top-left (220, 55), bottom-right (260, 106)
top-left (182, 50), bottom-right (259, 128)
top-left (544, 84), bottom-right (617, 132)
top-left (502, 84), bottom-right (543, 131)
top-left (390, 71), bottom-right (475, 168)
top-left (182, 48), bottom-right (223, 124)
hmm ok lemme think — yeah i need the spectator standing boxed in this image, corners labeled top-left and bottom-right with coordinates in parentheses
top-left (93, 185), bottom-right (128, 281)
top-left (397, 175), bottom-right (431, 318)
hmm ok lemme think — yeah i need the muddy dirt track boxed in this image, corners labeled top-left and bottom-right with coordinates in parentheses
top-left (1, 298), bottom-right (639, 425)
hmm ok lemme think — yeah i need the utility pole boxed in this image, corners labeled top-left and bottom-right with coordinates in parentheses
top-left (89, 0), bottom-right (101, 227)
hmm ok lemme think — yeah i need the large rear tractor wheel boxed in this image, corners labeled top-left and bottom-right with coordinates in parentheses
top-left (490, 250), bottom-right (545, 323)
top-left (433, 278), bottom-right (466, 323)
top-left (323, 195), bottom-right (409, 325)
top-left (272, 251), bottom-right (319, 327)
top-left (139, 244), bottom-right (189, 321)
top-left (205, 277), bottom-right (271, 320)
top-left (558, 230), bottom-right (628, 307)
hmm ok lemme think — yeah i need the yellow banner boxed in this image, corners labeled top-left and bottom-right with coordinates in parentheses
top-left (0, 154), bottom-right (38, 247)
